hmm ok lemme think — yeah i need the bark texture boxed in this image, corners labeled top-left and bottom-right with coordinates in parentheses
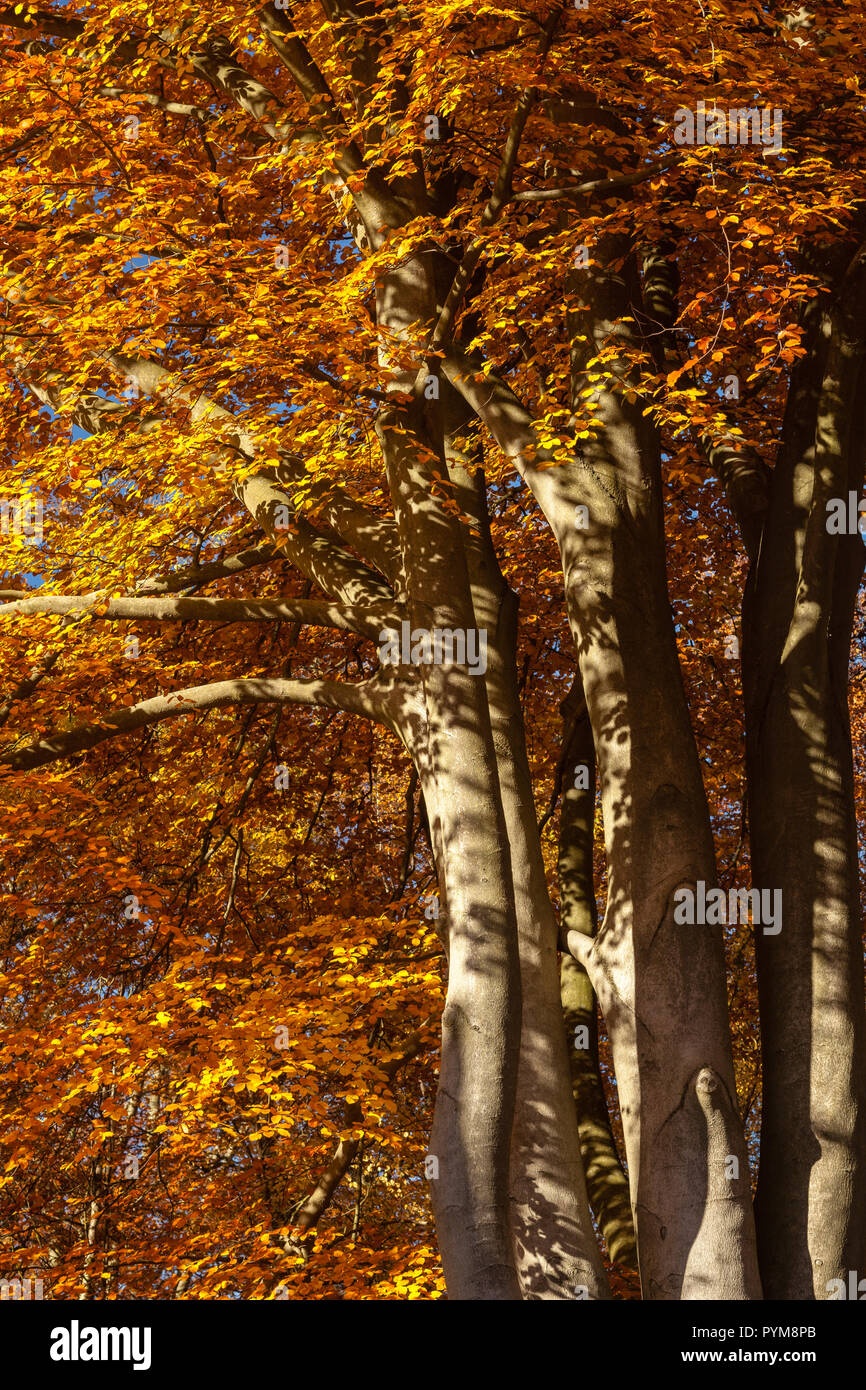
top-left (744, 241), bottom-right (866, 1299)
top-left (558, 700), bottom-right (637, 1270)
top-left (445, 238), bottom-right (762, 1299)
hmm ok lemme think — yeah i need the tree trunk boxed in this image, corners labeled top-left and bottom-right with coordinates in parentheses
top-left (744, 251), bottom-right (866, 1299)
top-left (444, 240), bottom-right (762, 1298)
top-left (558, 698), bottom-right (637, 1270)
top-left (379, 404), bottom-right (523, 1300)
top-left (444, 439), bottom-right (609, 1298)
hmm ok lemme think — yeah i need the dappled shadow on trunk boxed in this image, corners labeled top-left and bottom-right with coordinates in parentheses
top-left (743, 275), bottom-right (866, 1298)
top-left (557, 698), bottom-right (637, 1273)
top-left (376, 398), bottom-right (614, 1299)
top-left (531, 236), bottom-right (762, 1292)
top-left (748, 667), bottom-right (857, 1298)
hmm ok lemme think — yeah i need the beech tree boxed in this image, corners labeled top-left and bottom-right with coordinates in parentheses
top-left (0, 0), bottom-right (864, 1300)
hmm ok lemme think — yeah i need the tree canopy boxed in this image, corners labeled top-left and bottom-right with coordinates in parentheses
top-left (0, 0), bottom-right (864, 1301)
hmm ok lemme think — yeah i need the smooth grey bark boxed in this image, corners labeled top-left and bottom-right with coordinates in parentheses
top-left (633, 220), bottom-right (866, 1298)
top-left (373, 168), bottom-right (605, 1293)
top-left (374, 230), bottom-right (526, 1298)
top-left (444, 438), bottom-right (609, 1299)
top-left (557, 695), bottom-right (637, 1270)
top-left (443, 241), bottom-right (762, 1299)
top-left (743, 247), bottom-right (866, 1299)
top-left (378, 405), bottom-right (523, 1300)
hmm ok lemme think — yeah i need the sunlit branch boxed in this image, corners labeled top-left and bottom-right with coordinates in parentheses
top-left (0, 674), bottom-right (392, 772)
top-left (0, 591), bottom-right (399, 637)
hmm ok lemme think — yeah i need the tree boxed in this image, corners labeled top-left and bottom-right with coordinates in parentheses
top-left (0, 0), bottom-right (863, 1300)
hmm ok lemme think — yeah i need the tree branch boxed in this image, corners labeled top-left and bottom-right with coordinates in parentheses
top-left (293, 1024), bottom-right (432, 1235)
top-left (135, 543), bottom-right (280, 595)
top-left (0, 592), bottom-right (398, 638)
top-left (0, 652), bottom-right (59, 727)
top-left (425, 6), bottom-right (565, 355)
top-left (511, 152), bottom-right (684, 204)
top-left (0, 674), bottom-right (391, 772)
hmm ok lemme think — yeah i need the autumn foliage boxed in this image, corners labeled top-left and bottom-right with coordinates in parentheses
top-left (0, 0), bottom-right (864, 1300)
